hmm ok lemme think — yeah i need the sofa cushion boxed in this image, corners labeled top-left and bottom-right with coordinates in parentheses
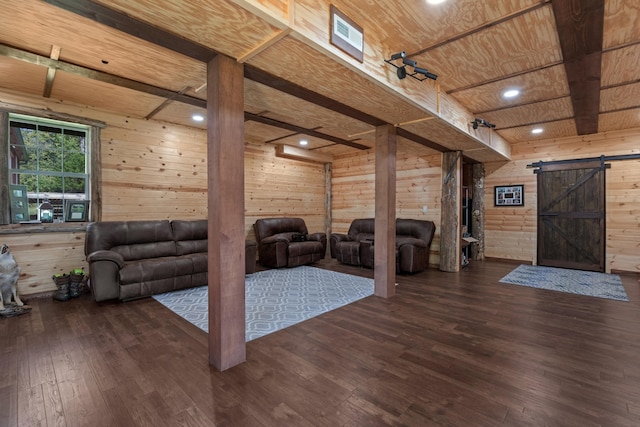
top-left (119, 256), bottom-right (194, 285)
top-left (396, 236), bottom-right (428, 248)
top-left (348, 218), bottom-right (375, 241)
top-left (396, 218), bottom-right (435, 243)
top-left (254, 218), bottom-right (309, 243)
top-left (172, 219), bottom-right (208, 255)
top-left (335, 241), bottom-right (360, 266)
top-left (85, 220), bottom-right (176, 261)
top-left (288, 241), bottom-right (323, 258)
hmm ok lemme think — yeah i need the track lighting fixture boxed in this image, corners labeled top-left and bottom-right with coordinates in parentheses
top-left (402, 58), bottom-right (417, 67)
top-left (384, 51), bottom-right (438, 82)
top-left (471, 118), bottom-right (496, 130)
top-left (413, 66), bottom-right (438, 81)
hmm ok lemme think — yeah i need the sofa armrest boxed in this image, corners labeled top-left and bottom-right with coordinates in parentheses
top-left (329, 233), bottom-right (351, 258)
top-left (86, 250), bottom-right (125, 302)
top-left (396, 238), bottom-right (428, 249)
top-left (260, 234), bottom-right (291, 245)
top-left (307, 232), bottom-right (326, 242)
top-left (330, 233), bottom-right (350, 243)
top-left (308, 232), bottom-right (327, 258)
top-left (87, 250), bottom-right (125, 268)
top-left (257, 238), bottom-right (289, 268)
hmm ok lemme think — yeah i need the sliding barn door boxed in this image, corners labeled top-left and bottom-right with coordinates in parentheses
top-left (537, 160), bottom-right (606, 272)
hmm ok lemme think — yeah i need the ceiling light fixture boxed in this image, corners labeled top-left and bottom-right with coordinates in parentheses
top-left (471, 118), bottom-right (496, 130)
top-left (427, 0), bottom-right (447, 4)
top-left (299, 139), bottom-right (308, 146)
top-left (531, 128), bottom-right (543, 134)
top-left (192, 114), bottom-right (204, 122)
top-left (503, 89), bottom-right (520, 98)
top-left (385, 52), bottom-right (438, 82)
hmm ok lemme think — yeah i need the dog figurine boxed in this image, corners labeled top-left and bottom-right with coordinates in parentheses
top-left (0, 244), bottom-right (23, 311)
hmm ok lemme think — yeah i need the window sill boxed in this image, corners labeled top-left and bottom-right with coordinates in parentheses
top-left (0, 222), bottom-right (88, 235)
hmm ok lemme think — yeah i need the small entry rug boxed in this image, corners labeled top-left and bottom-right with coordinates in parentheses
top-left (153, 266), bottom-right (374, 341)
top-left (499, 264), bottom-right (628, 301)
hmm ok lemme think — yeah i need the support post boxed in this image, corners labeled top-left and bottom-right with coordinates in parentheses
top-left (471, 163), bottom-right (485, 260)
top-left (439, 151), bottom-right (462, 272)
top-left (324, 162), bottom-right (332, 257)
top-left (207, 54), bottom-right (246, 371)
top-left (374, 124), bottom-right (396, 297)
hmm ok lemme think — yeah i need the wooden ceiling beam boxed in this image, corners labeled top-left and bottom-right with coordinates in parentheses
top-left (43, 0), bottom-right (216, 63)
top-left (0, 44), bottom-right (207, 109)
top-left (243, 65), bottom-right (386, 127)
top-left (44, 0), bottom-right (453, 154)
top-left (43, 45), bottom-right (61, 98)
top-left (396, 128), bottom-right (449, 152)
top-left (407, 1), bottom-right (551, 58)
top-left (473, 95), bottom-right (570, 115)
top-left (552, 0), bottom-right (605, 135)
top-left (447, 62), bottom-right (563, 95)
top-left (245, 112), bottom-right (369, 150)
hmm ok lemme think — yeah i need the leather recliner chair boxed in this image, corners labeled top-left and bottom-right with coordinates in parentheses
top-left (253, 217), bottom-right (327, 268)
top-left (330, 218), bottom-right (436, 273)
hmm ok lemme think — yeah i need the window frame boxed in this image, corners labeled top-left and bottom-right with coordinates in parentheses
top-left (0, 105), bottom-right (104, 226)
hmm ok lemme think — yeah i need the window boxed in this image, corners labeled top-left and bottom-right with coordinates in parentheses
top-left (8, 114), bottom-right (90, 223)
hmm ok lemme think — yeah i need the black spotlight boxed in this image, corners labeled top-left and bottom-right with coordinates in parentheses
top-left (472, 118), bottom-right (496, 129)
top-left (390, 51), bottom-right (405, 60)
top-left (397, 66), bottom-right (407, 79)
top-left (413, 66), bottom-right (438, 81)
top-left (402, 58), bottom-right (417, 67)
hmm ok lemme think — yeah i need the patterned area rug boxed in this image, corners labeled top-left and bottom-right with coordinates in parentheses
top-left (152, 266), bottom-right (374, 341)
top-left (499, 264), bottom-right (628, 301)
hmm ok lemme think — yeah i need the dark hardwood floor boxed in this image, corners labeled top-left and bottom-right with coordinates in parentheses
top-left (1, 259), bottom-right (639, 426)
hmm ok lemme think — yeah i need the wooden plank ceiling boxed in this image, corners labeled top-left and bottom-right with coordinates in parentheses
top-left (0, 0), bottom-right (638, 161)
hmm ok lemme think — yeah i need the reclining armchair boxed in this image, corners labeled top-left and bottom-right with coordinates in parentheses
top-left (330, 218), bottom-right (436, 273)
top-left (253, 217), bottom-right (327, 268)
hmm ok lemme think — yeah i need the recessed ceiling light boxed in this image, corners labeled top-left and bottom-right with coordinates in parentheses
top-left (531, 128), bottom-right (543, 134)
top-left (299, 139), bottom-right (308, 146)
top-left (503, 89), bottom-right (520, 98)
top-left (427, 0), bottom-right (446, 4)
top-left (192, 114), bottom-right (204, 122)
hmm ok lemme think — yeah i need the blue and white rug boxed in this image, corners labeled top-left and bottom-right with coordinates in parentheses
top-left (499, 264), bottom-right (628, 301)
top-left (152, 266), bottom-right (374, 341)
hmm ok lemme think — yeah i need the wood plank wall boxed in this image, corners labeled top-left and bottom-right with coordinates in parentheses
top-left (331, 140), bottom-right (442, 266)
top-left (484, 128), bottom-right (640, 273)
top-left (1, 91), bottom-right (327, 296)
top-left (244, 141), bottom-right (327, 240)
top-left (5, 88), bottom-right (638, 297)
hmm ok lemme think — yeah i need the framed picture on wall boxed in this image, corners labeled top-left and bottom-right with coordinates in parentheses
top-left (65, 200), bottom-right (89, 222)
top-left (494, 184), bottom-right (524, 206)
top-left (9, 184), bottom-right (30, 223)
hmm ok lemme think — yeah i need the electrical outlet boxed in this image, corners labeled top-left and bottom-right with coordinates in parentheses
top-left (422, 205), bottom-right (428, 214)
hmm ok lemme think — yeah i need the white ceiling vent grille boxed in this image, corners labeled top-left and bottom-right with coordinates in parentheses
top-left (333, 14), bottom-right (363, 51)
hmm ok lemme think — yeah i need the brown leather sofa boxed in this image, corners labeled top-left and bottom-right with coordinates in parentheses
top-left (85, 219), bottom-right (257, 302)
top-left (330, 218), bottom-right (436, 273)
top-left (253, 217), bottom-right (327, 268)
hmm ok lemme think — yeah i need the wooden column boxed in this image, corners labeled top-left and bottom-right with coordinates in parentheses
top-left (374, 124), bottom-right (396, 298)
top-left (324, 162), bottom-right (332, 258)
top-left (439, 151), bottom-right (462, 272)
top-left (207, 54), bottom-right (245, 371)
top-left (471, 163), bottom-right (485, 260)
